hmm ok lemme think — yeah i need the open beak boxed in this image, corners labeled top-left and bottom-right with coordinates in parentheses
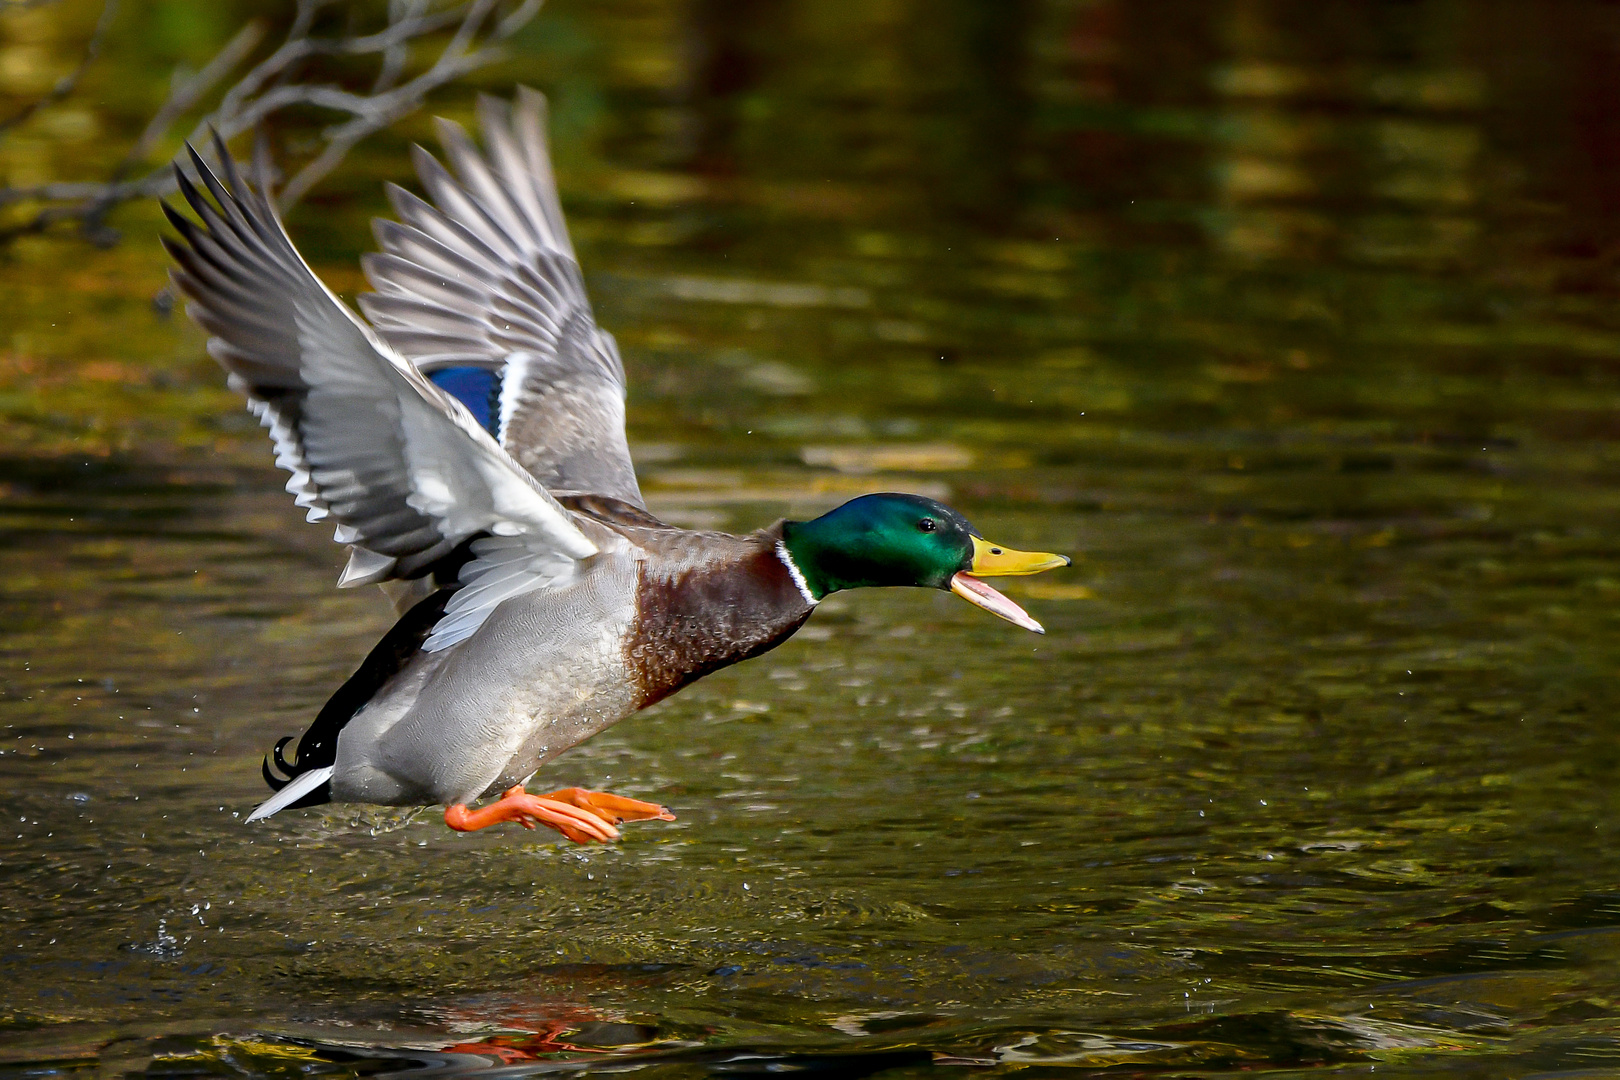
top-left (949, 537), bottom-right (1072, 634)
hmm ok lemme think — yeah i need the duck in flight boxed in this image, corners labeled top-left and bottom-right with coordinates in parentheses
top-left (161, 89), bottom-right (1071, 844)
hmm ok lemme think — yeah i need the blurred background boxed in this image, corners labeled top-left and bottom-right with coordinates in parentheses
top-left (4, 1), bottom-right (1620, 1077)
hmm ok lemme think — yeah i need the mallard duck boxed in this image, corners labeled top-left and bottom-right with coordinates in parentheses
top-left (161, 89), bottom-right (1070, 843)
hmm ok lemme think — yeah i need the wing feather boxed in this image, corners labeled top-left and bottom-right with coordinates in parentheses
top-left (358, 87), bottom-right (641, 505)
top-left (162, 137), bottom-right (598, 620)
top-left (422, 533), bottom-right (577, 652)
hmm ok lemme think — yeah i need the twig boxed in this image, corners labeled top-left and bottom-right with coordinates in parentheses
top-left (0, 0), bottom-right (545, 246)
top-left (373, 0), bottom-right (431, 92)
top-left (0, 0), bottom-right (119, 137)
top-left (115, 20), bottom-right (269, 183)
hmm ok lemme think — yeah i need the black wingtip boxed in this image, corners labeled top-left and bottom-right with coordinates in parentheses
top-left (183, 140), bottom-right (210, 182)
top-left (172, 162), bottom-right (206, 214)
top-left (157, 235), bottom-right (190, 266)
top-left (158, 197), bottom-right (195, 237)
top-left (168, 157), bottom-right (208, 220)
top-left (185, 140), bottom-right (237, 209)
top-left (210, 127), bottom-right (247, 193)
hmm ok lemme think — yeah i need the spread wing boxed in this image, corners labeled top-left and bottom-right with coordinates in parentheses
top-left (162, 139), bottom-right (599, 652)
top-left (357, 87), bottom-right (644, 508)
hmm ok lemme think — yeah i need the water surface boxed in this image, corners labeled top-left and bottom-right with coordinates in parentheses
top-left (4, 1), bottom-right (1620, 1076)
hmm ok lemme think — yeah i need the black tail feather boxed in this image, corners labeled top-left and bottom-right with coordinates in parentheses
top-left (271, 735), bottom-right (297, 776)
top-left (257, 588), bottom-right (455, 794)
top-left (262, 737), bottom-right (296, 791)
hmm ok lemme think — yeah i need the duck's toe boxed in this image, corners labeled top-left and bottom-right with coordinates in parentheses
top-left (444, 787), bottom-right (621, 842)
top-left (540, 786), bottom-right (677, 826)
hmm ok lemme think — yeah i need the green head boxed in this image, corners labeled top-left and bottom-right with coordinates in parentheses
top-left (779, 493), bottom-right (1070, 633)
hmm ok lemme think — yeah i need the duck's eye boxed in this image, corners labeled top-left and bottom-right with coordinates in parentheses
top-left (918, 518), bottom-right (937, 533)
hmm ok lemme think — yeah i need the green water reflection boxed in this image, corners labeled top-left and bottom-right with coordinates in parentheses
top-left (5, 0), bottom-right (1620, 1076)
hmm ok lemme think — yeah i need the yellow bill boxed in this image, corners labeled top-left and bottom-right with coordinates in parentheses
top-left (949, 537), bottom-right (1072, 634)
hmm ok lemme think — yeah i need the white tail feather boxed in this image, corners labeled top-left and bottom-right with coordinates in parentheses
top-left (245, 766), bottom-right (334, 823)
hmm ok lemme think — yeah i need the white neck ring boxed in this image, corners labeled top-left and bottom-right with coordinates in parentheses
top-left (776, 540), bottom-right (819, 606)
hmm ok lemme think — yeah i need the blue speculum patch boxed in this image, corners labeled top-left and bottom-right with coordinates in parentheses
top-left (427, 367), bottom-right (501, 436)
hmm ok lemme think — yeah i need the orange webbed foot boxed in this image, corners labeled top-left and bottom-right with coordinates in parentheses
top-left (443, 785), bottom-right (675, 843)
top-left (540, 786), bottom-right (677, 826)
top-left (444, 786), bottom-right (620, 843)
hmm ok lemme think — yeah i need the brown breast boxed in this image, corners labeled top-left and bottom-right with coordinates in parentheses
top-left (622, 525), bottom-right (814, 708)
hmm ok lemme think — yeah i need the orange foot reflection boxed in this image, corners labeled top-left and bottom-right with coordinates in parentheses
top-left (444, 1023), bottom-right (608, 1061)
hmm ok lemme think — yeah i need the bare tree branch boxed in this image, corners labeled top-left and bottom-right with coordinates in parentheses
top-left (0, 0), bottom-right (545, 246)
top-left (372, 0), bottom-right (433, 91)
top-left (0, 0), bottom-right (119, 137)
top-left (115, 21), bottom-right (269, 182)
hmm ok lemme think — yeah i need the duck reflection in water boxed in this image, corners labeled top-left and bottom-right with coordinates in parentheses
top-left (438, 1003), bottom-right (626, 1062)
top-left (159, 89), bottom-right (1070, 843)
top-left (324, 991), bottom-right (938, 1075)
